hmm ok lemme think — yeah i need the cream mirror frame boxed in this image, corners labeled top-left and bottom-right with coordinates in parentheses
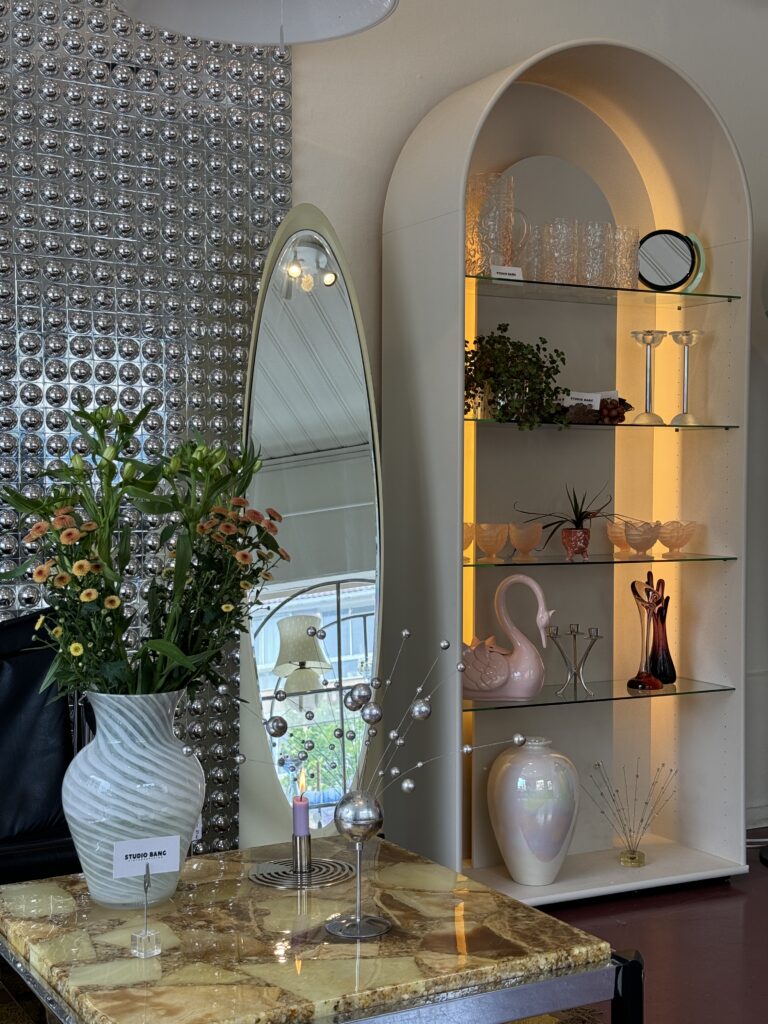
top-left (239, 205), bottom-right (382, 846)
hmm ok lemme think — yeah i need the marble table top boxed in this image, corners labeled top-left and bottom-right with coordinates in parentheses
top-left (0, 837), bottom-right (610, 1024)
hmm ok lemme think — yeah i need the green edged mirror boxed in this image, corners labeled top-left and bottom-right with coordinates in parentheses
top-left (239, 205), bottom-right (381, 844)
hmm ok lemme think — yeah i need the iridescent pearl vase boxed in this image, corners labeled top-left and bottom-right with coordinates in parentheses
top-left (487, 737), bottom-right (579, 886)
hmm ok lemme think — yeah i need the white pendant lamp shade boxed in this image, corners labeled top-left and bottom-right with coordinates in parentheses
top-left (272, 614), bottom-right (331, 678)
top-left (115, 0), bottom-right (398, 45)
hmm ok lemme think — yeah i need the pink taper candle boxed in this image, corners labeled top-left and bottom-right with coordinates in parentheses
top-left (292, 768), bottom-right (310, 837)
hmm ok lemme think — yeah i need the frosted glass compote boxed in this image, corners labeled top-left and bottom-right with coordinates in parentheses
top-left (606, 518), bottom-right (633, 555)
top-left (475, 523), bottom-right (508, 563)
top-left (659, 520), bottom-right (697, 558)
top-left (625, 520), bottom-right (662, 558)
top-left (463, 522), bottom-right (475, 564)
top-left (508, 521), bottom-right (543, 562)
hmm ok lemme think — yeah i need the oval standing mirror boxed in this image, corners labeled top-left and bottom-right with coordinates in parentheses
top-left (638, 229), bottom-right (697, 291)
top-left (239, 205), bottom-right (381, 845)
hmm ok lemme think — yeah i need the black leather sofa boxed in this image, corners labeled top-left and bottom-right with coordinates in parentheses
top-left (0, 611), bottom-right (84, 884)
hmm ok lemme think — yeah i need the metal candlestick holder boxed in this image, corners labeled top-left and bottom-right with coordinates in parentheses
top-left (325, 790), bottom-right (391, 941)
top-left (249, 833), bottom-right (354, 890)
top-left (547, 624), bottom-right (602, 697)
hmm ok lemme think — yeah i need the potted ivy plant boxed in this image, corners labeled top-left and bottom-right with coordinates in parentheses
top-left (516, 484), bottom-right (612, 561)
top-left (464, 323), bottom-right (570, 429)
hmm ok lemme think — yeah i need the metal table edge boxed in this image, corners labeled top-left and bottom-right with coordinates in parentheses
top-left (1, 931), bottom-right (619, 1024)
top-left (0, 932), bottom-right (80, 1024)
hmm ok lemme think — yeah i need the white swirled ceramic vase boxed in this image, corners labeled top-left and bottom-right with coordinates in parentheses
top-left (62, 691), bottom-right (205, 908)
top-left (487, 737), bottom-right (578, 886)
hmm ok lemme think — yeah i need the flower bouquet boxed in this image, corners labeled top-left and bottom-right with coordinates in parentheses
top-left (1, 403), bottom-right (287, 906)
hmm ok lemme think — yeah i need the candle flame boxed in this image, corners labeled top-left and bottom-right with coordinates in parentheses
top-left (298, 767), bottom-right (306, 797)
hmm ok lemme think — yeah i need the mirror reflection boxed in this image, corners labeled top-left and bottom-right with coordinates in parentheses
top-left (638, 229), bottom-right (697, 291)
top-left (246, 220), bottom-right (379, 831)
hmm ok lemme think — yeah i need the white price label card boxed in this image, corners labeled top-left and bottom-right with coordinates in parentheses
top-left (490, 264), bottom-right (523, 281)
top-left (113, 836), bottom-right (181, 879)
top-left (192, 816), bottom-right (203, 843)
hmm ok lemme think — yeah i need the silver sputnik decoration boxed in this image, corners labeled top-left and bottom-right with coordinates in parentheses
top-left (326, 628), bottom-right (452, 941)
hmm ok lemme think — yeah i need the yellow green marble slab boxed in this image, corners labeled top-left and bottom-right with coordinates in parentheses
top-left (0, 838), bottom-right (610, 1024)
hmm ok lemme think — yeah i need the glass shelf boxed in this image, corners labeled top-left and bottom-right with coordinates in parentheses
top-left (463, 677), bottom-right (735, 712)
top-left (467, 275), bottom-right (741, 309)
top-left (464, 552), bottom-right (736, 567)
top-left (464, 418), bottom-right (739, 431)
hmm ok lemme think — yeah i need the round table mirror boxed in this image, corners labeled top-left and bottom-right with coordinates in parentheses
top-left (638, 229), bottom-right (697, 291)
top-left (240, 206), bottom-right (381, 844)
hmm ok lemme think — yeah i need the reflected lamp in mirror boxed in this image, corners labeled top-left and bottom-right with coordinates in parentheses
top-left (638, 229), bottom-right (703, 291)
top-left (115, 0), bottom-right (398, 45)
top-left (273, 615), bottom-right (332, 696)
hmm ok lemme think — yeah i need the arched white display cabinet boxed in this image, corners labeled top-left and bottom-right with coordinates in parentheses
top-left (381, 41), bottom-right (750, 904)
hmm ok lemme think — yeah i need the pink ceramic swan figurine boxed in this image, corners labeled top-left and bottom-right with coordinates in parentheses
top-left (462, 574), bottom-right (554, 701)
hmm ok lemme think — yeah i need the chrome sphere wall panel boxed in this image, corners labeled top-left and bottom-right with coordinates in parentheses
top-left (0, 0), bottom-right (292, 853)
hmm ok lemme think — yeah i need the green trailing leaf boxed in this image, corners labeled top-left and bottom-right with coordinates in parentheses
top-left (173, 529), bottom-right (192, 597)
top-left (143, 639), bottom-right (208, 669)
top-left (122, 488), bottom-right (176, 514)
top-left (39, 653), bottom-right (61, 693)
top-left (0, 561), bottom-right (33, 581)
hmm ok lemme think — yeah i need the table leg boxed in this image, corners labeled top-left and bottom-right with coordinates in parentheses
top-left (611, 950), bottom-right (644, 1024)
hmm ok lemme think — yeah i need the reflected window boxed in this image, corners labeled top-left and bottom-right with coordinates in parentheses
top-left (251, 577), bottom-right (375, 828)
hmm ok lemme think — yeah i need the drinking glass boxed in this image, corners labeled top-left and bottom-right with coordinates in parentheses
top-left (577, 221), bottom-right (613, 286)
top-left (541, 218), bottom-right (577, 284)
top-left (521, 224), bottom-right (542, 281)
top-left (613, 225), bottom-right (640, 288)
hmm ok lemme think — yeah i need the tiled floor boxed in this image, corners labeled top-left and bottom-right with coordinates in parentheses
top-left (553, 839), bottom-right (767, 1023)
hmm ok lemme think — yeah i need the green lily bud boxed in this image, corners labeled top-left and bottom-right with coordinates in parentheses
top-left (169, 455), bottom-right (182, 474)
top-left (102, 445), bottom-right (117, 462)
top-left (71, 454), bottom-right (85, 472)
top-left (122, 462), bottom-right (137, 482)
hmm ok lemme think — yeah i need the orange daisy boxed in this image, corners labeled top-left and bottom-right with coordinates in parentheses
top-left (81, 521), bottom-right (98, 533)
top-left (234, 550), bottom-right (252, 566)
top-left (211, 505), bottom-right (229, 516)
top-left (277, 548), bottom-right (291, 562)
top-left (52, 572), bottom-right (71, 588)
top-left (264, 520), bottom-right (278, 535)
top-left (54, 506), bottom-right (74, 515)
top-left (230, 497), bottom-right (247, 507)
top-left (266, 508), bottom-right (283, 522)
top-left (32, 562), bottom-right (53, 583)
top-left (72, 559), bottom-right (91, 578)
top-left (52, 514), bottom-right (77, 530)
top-left (79, 588), bottom-right (98, 603)
top-left (104, 595), bottom-right (121, 610)
top-left (59, 528), bottom-right (82, 545)
top-left (218, 522), bottom-right (237, 536)
top-left (244, 509), bottom-right (264, 524)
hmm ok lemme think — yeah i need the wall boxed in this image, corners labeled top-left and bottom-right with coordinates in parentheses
top-left (0, 0), bottom-right (292, 853)
top-left (290, 0), bottom-right (768, 822)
